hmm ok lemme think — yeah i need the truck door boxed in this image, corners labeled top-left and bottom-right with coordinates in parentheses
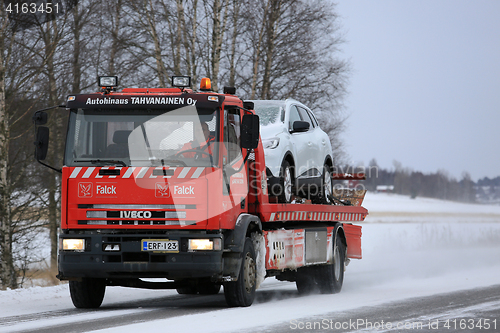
top-left (220, 106), bottom-right (248, 227)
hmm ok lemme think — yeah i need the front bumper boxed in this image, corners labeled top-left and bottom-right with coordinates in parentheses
top-left (58, 231), bottom-right (223, 280)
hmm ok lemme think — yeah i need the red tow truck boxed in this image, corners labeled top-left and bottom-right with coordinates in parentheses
top-left (33, 76), bottom-right (366, 308)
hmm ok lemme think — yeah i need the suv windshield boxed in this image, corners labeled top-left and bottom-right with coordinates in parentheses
top-left (252, 100), bottom-right (285, 126)
top-left (65, 105), bottom-right (219, 167)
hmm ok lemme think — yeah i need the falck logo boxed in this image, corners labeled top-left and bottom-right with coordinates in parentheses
top-left (78, 182), bottom-right (93, 198)
top-left (155, 183), bottom-right (171, 198)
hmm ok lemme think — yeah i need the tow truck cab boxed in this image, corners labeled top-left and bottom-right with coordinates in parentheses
top-left (34, 76), bottom-right (262, 284)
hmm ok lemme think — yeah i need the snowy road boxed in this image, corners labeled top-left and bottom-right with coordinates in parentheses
top-left (249, 284), bottom-right (500, 333)
top-left (2, 282), bottom-right (500, 333)
top-left (1, 194), bottom-right (500, 332)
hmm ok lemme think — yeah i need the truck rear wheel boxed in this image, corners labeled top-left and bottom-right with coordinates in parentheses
top-left (223, 237), bottom-right (256, 307)
top-left (317, 232), bottom-right (345, 294)
top-left (295, 267), bottom-right (317, 295)
top-left (69, 278), bottom-right (106, 308)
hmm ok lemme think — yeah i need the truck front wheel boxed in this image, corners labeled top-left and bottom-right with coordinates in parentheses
top-left (69, 278), bottom-right (106, 308)
top-left (223, 237), bottom-right (256, 307)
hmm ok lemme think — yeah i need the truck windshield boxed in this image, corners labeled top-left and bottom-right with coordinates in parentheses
top-left (64, 105), bottom-right (219, 167)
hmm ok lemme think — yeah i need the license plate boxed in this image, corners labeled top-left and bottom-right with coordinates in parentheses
top-left (141, 239), bottom-right (179, 253)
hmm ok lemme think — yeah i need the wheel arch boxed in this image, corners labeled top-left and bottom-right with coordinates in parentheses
top-left (283, 151), bottom-right (296, 178)
top-left (283, 151), bottom-right (295, 167)
top-left (335, 223), bottom-right (348, 249)
top-left (323, 155), bottom-right (333, 173)
top-left (224, 214), bottom-right (262, 253)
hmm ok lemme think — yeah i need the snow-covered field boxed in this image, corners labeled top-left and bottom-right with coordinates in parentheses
top-left (1, 193), bottom-right (500, 332)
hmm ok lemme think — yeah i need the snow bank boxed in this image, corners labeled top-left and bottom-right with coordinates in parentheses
top-left (363, 192), bottom-right (500, 223)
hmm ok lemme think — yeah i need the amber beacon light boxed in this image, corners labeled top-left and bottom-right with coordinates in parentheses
top-left (200, 78), bottom-right (211, 91)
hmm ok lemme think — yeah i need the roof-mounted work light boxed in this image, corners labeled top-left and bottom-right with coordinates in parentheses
top-left (98, 76), bottom-right (118, 93)
top-left (172, 76), bottom-right (191, 88)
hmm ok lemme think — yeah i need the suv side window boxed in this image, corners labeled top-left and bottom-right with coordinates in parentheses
top-left (288, 105), bottom-right (302, 131)
top-left (308, 109), bottom-right (319, 127)
top-left (297, 106), bottom-right (313, 129)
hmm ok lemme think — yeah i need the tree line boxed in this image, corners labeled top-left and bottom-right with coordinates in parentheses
top-left (362, 159), bottom-right (478, 202)
top-left (0, 0), bottom-right (348, 289)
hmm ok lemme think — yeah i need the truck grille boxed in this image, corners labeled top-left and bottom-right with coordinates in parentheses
top-left (78, 220), bottom-right (196, 225)
top-left (78, 204), bottom-right (196, 226)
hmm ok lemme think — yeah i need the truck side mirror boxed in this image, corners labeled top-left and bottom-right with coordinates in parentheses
top-left (241, 114), bottom-right (260, 149)
top-left (243, 101), bottom-right (254, 110)
top-left (35, 126), bottom-right (50, 161)
top-left (292, 120), bottom-right (309, 133)
top-left (32, 111), bottom-right (48, 125)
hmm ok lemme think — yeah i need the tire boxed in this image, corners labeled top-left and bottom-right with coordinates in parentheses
top-left (176, 285), bottom-right (198, 295)
top-left (197, 279), bottom-right (221, 295)
top-left (316, 232), bottom-right (345, 294)
top-left (295, 267), bottom-right (317, 295)
top-left (177, 279), bottom-right (221, 295)
top-left (312, 164), bottom-right (333, 204)
top-left (277, 160), bottom-right (293, 203)
top-left (223, 237), bottom-right (257, 307)
top-left (69, 278), bottom-right (106, 309)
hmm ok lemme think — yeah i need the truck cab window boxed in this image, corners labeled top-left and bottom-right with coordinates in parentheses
top-left (223, 107), bottom-right (242, 165)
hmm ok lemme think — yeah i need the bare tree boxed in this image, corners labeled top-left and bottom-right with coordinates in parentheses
top-left (245, 0), bottom-right (268, 99)
top-left (69, 0), bottom-right (101, 93)
top-left (186, 0), bottom-right (199, 84)
top-left (31, 13), bottom-right (69, 270)
top-left (125, 0), bottom-right (170, 87)
top-left (0, 3), bottom-right (56, 288)
top-left (227, 0), bottom-right (241, 87)
top-left (207, 0), bottom-right (229, 91)
top-left (0, 4), bottom-right (15, 288)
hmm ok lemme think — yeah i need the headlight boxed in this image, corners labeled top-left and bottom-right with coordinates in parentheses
top-left (263, 137), bottom-right (280, 149)
top-left (61, 239), bottom-right (85, 251)
top-left (188, 238), bottom-right (221, 251)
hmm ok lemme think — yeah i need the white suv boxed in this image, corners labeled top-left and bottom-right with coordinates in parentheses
top-left (251, 99), bottom-right (334, 203)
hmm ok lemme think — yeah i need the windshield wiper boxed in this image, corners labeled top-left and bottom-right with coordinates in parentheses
top-left (74, 159), bottom-right (127, 167)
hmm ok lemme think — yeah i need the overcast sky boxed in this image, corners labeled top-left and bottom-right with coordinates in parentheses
top-left (336, 0), bottom-right (500, 181)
